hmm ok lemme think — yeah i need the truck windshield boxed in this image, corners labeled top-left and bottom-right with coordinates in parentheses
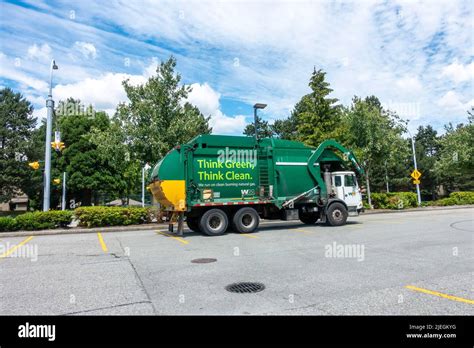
top-left (344, 175), bottom-right (356, 187)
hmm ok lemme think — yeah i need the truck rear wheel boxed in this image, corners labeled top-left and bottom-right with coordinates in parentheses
top-left (232, 207), bottom-right (259, 233)
top-left (299, 212), bottom-right (319, 225)
top-left (199, 209), bottom-right (228, 236)
top-left (326, 202), bottom-right (348, 226)
top-left (186, 217), bottom-right (200, 232)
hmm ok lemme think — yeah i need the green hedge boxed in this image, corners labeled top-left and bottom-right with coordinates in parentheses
top-left (74, 206), bottom-right (153, 227)
top-left (429, 191), bottom-right (474, 206)
top-left (0, 211), bottom-right (73, 232)
top-left (370, 192), bottom-right (418, 209)
top-left (0, 216), bottom-right (18, 232)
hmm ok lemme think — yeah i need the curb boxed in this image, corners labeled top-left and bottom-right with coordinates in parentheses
top-left (362, 205), bottom-right (473, 215)
top-left (1, 205), bottom-right (472, 238)
top-left (0, 223), bottom-right (165, 238)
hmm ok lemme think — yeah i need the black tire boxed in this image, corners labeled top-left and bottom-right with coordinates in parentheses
top-left (186, 217), bottom-right (200, 232)
top-left (232, 207), bottom-right (259, 233)
top-left (326, 202), bottom-right (348, 226)
top-left (299, 212), bottom-right (319, 225)
top-left (199, 209), bottom-right (228, 236)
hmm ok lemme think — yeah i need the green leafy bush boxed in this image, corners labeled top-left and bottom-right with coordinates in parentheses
top-left (429, 191), bottom-right (474, 206)
top-left (74, 206), bottom-right (153, 227)
top-left (0, 211), bottom-right (73, 232)
top-left (14, 211), bottom-right (73, 230)
top-left (0, 216), bottom-right (18, 232)
top-left (370, 192), bottom-right (418, 209)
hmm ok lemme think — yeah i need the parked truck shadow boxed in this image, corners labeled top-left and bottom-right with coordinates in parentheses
top-left (170, 219), bottom-right (363, 238)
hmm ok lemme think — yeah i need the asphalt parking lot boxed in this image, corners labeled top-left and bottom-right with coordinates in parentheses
top-left (0, 208), bottom-right (473, 315)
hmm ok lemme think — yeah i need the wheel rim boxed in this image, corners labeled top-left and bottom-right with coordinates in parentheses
top-left (241, 213), bottom-right (255, 228)
top-left (208, 214), bottom-right (223, 231)
top-left (332, 209), bottom-right (343, 222)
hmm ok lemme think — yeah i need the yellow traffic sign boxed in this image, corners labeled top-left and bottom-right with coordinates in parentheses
top-left (53, 178), bottom-right (61, 184)
top-left (410, 169), bottom-right (422, 180)
top-left (413, 179), bottom-right (420, 185)
top-left (28, 161), bottom-right (40, 170)
top-left (51, 141), bottom-right (65, 151)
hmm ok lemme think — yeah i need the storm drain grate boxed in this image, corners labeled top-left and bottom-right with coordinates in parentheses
top-left (191, 258), bottom-right (217, 264)
top-left (225, 282), bottom-right (265, 293)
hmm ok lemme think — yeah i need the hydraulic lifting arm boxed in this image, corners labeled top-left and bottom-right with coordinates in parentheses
top-left (306, 139), bottom-right (365, 202)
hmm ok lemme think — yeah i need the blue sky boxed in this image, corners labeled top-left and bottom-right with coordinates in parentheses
top-left (0, 0), bottom-right (472, 135)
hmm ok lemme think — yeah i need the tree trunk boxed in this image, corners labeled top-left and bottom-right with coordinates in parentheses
top-left (366, 168), bottom-right (373, 209)
top-left (82, 189), bottom-right (92, 206)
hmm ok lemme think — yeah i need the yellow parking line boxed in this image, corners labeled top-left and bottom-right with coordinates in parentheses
top-left (156, 231), bottom-right (189, 245)
top-left (293, 228), bottom-right (312, 234)
top-left (97, 233), bottom-right (108, 252)
top-left (405, 285), bottom-right (474, 305)
top-left (240, 233), bottom-right (259, 239)
top-left (0, 236), bottom-right (34, 259)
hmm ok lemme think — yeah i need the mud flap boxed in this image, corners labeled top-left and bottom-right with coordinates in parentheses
top-left (320, 208), bottom-right (327, 224)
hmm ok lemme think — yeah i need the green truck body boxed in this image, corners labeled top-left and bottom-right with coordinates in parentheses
top-left (149, 134), bottom-right (364, 235)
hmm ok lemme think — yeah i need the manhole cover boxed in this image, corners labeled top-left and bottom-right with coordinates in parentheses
top-left (191, 258), bottom-right (217, 264)
top-left (225, 282), bottom-right (265, 293)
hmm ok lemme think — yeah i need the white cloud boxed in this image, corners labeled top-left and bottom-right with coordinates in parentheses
top-left (209, 111), bottom-right (248, 135)
top-left (26, 43), bottom-right (51, 61)
top-left (50, 65), bottom-right (246, 134)
top-left (187, 83), bottom-right (221, 116)
top-left (143, 57), bottom-right (159, 78)
top-left (73, 41), bottom-right (97, 60)
top-left (396, 76), bottom-right (423, 93)
top-left (441, 59), bottom-right (474, 84)
top-left (0, 52), bottom-right (48, 91)
top-left (437, 90), bottom-right (472, 111)
top-left (1, 0), bottom-right (473, 134)
top-left (32, 106), bottom-right (47, 122)
top-left (187, 82), bottom-right (247, 134)
top-left (53, 72), bottom-right (146, 112)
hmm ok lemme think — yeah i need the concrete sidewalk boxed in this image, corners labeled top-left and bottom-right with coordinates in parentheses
top-left (0, 205), bottom-right (471, 238)
top-left (362, 204), bottom-right (473, 215)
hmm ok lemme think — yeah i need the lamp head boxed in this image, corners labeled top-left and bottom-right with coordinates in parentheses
top-left (253, 103), bottom-right (267, 109)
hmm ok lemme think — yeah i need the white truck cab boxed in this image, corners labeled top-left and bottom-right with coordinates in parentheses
top-left (331, 171), bottom-right (364, 216)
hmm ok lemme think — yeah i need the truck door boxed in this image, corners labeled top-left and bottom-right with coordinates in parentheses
top-left (333, 173), bottom-right (362, 208)
top-left (343, 173), bottom-right (361, 207)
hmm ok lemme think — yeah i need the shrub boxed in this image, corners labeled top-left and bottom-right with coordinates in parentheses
top-left (429, 191), bottom-right (474, 206)
top-left (370, 192), bottom-right (418, 209)
top-left (14, 211), bottom-right (73, 231)
top-left (449, 191), bottom-right (474, 205)
top-left (0, 217), bottom-right (18, 232)
top-left (74, 206), bottom-right (153, 227)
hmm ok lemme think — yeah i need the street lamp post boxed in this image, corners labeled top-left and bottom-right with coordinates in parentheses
top-left (253, 103), bottom-right (267, 142)
top-left (61, 172), bottom-right (66, 211)
top-left (142, 163), bottom-right (151, 207)
top-left (43, 59), bottom-right (59, 211)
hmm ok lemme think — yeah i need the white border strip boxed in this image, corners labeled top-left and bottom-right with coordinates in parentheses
top-left (275, 162), bottom-right (307, 166)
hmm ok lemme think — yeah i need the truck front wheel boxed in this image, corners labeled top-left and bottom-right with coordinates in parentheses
top-left (232, 207), bottom-right (259, 233)
top-left (199, 209), bottom-right (228, 236)
top-left (326, 203), bottom-right (348, 226)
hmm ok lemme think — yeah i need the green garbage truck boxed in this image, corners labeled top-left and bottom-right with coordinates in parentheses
top-left (149, 134), bottom-right (365, 236)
